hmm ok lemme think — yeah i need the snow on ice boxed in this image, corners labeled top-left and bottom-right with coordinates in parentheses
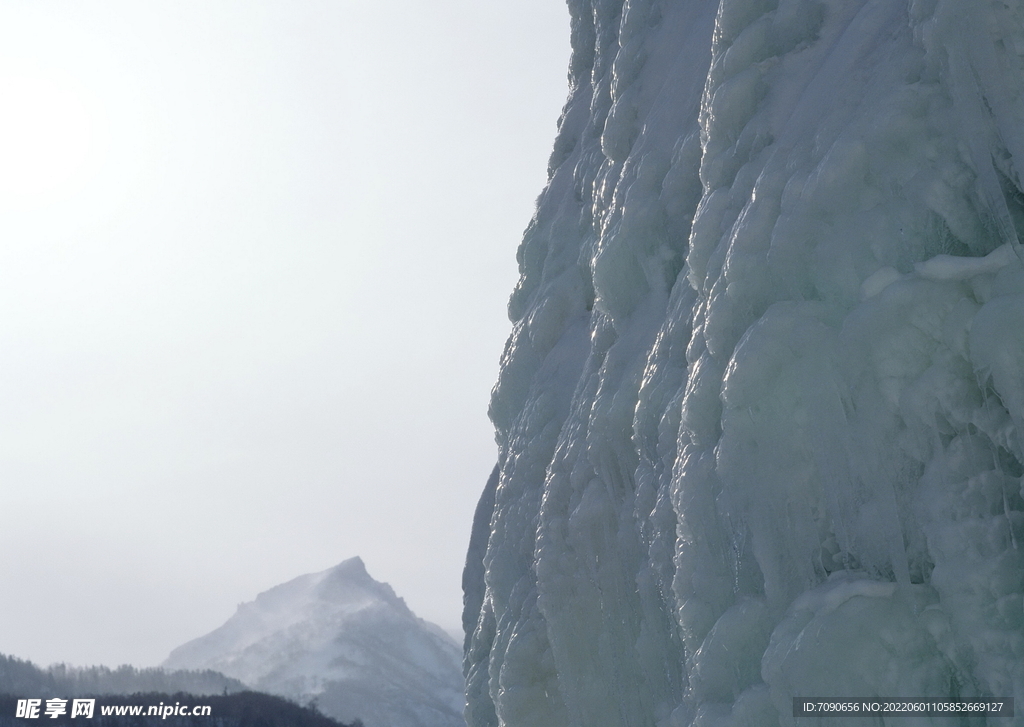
top-left (464, 0), bottom-right (1024, 725)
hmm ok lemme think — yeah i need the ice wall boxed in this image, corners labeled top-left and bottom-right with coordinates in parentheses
top-left (464, 0), bottom-right (1024, 725)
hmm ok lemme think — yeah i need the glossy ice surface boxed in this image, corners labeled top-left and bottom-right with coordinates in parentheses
top-left (464, 1), bottom-right (1024, 725)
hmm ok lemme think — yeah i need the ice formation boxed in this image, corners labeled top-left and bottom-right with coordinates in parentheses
top-left (463, 0), bottom-right (1024, 725)
top-left (164, 558), bottom-right (465, 727)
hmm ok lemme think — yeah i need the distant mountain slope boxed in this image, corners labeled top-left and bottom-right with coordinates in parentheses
top-left (164, 558), bottom-right (465, 727)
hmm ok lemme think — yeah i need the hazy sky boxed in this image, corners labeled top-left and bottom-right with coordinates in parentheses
top-left (0, 0), bottom-right (569, 667)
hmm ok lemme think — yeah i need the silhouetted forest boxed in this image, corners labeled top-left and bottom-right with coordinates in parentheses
top-left (0, 654), bottom-right (245, 696)
top-left (0, 654), bottom-right (363, 726)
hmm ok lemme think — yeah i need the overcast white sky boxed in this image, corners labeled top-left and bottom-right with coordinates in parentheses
top-left (0, 0), bottom-right (569, 667)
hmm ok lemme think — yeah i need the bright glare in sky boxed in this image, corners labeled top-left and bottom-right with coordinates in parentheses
top-left (0, 72), bottom-right (102, 201)
top-left (0, 13), bottom-right (145, 234)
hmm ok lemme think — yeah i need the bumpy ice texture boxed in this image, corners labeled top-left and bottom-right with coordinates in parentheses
top-left (464, 0), bottom-right (1024, 725)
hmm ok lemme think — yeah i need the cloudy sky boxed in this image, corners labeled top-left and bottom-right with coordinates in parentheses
top-left (0, 0), bottom-right (569, 667)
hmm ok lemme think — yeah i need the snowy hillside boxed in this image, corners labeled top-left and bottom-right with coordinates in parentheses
top-left (164, 558), bottom-right (465, 727)
top-left (465, 0), bottom-right (1024, 726)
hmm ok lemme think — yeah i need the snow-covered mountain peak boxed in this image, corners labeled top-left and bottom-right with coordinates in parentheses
top-left (231, 557), bottom-right (407, 627)
top-left (164, 560), bottom-right (465, 727)
top-left (310, 557), bottom-right (411, 613)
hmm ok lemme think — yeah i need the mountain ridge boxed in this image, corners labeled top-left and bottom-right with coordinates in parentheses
top-left (164, 558), bottom-right (465, 727)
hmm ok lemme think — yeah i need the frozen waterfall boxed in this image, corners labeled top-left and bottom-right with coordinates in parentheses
top-left (463, 0), bottom-right (1024, 725)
